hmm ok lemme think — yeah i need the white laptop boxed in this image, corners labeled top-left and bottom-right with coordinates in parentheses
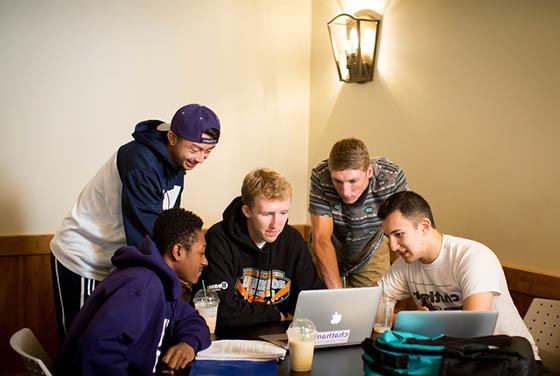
top-left (394, 310), bottom-right (498, 338)
top-left (261, 287), bottom-right (382, 348)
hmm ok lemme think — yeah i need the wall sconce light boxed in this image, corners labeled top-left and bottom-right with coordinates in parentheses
top-left (327, 13), bottom-right (380, 83)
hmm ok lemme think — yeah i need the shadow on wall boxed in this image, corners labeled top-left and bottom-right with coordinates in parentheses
top-left (0, 172), bottom-right (25, 235)
top-left (318, 78), bottom-right (414, 160)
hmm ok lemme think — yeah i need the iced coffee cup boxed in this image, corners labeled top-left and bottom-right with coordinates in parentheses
top-left (193, 290), bottom-right (220, 334)
top-left (286, 317), bottom-right (317, 372)
top-left (374, 296), bottom-right (396, 334)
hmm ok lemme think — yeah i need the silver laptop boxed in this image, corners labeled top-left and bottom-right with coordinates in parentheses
top-left (262, 287), bottom-right (382, 348)
top-left (394, 310), bottom-right (498, 338)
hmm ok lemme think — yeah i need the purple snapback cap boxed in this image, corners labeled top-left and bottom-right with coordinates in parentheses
top-left (170, 104), bottom-right (220, 144)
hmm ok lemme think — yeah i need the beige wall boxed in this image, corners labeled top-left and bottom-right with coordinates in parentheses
top-left (310, 0), bottom-right (560, 275)
top-left (1, 0), bottom-right (558, 276)
top-left (0, 0), bottom-right (311, 234)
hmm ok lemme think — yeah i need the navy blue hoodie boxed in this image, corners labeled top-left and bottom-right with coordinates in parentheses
top-left (54, 236), bottom-right (211, 375)
top-left (118, 120), bottom-right (186, 247)
top-left (193, 197), bottom-right (324, 329)
top-left (51, 120), bottom-right (186, 281)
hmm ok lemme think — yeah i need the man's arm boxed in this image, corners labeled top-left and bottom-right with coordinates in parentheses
top-left (456, 245), bottom-right (501, 311)
top-left (463, 292), bottom-right (494, 310)
top-left (310, 214), bottom-right (342, 289)
top-left (120, 167), bottom-right (166, 246)
top-left (172, 300), bottom-right (212, 352)
top-left (292, 229), bottom-right (325, 291)
top-left (284, 229), bottom-right (326, 315)
top-left (163, 300), bottom-right (211, 374)
top-left (117, 143), bottom-right (184, 247)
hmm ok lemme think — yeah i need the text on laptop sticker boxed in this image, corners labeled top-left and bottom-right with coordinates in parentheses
top-left (315, 330), bottom-right (351, 346)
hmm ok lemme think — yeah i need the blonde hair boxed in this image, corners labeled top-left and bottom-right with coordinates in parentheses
top-left (328, 138), bottom-right (371, 171)
top-left (241, 168), bottom-right (292, 207)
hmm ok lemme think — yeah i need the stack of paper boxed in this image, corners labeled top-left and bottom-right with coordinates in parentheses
top-left (196, 340), bottom-right (286, 361)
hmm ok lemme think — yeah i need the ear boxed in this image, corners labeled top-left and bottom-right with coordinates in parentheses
top-left (418, 218), bottom-right (432, 233)
top-left (170, 243), bottom-right (183, 260)
top-left (167, 131), bottom-right (177, 146)
top-left (366, 164), bottom-right (373, 179)
top-left (241, 204), bottom-right (251, 219)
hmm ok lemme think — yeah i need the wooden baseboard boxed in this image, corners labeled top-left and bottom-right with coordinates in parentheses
top-left (503, 265), bottom-right (560, 300)
top-left (0, 234), bottom-right (53, 256)
top-left (502, 265), bottom-right (560, 317)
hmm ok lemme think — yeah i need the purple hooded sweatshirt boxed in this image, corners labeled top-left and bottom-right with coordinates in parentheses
top-left (54, 236), bottom-right (211, 375)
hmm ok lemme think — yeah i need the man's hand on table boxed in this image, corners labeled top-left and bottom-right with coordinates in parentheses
top-left (161, 342), bottom-right (195, 375)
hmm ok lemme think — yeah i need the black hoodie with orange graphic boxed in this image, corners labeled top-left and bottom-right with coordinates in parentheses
top-left (193, 197), bottom-right (324, 329)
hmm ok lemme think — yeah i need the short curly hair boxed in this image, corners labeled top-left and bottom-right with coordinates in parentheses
top-left (152, 207), bottom-right (203, 254)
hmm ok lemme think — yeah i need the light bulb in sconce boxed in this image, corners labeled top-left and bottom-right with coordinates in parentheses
top-left (361, 28), bottom-right (376, 64)
top-left (349, 28), bottom-right (359, 54)
top-left (345, 27), bottom-right (358, 55)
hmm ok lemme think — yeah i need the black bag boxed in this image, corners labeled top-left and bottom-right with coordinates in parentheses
top-left (362, 330), bottom-right (538, 376)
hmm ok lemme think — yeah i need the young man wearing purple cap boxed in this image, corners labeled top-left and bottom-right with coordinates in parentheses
top-left (50, 104), bottom-right (221, 341)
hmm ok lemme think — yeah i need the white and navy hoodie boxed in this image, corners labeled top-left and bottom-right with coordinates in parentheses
top-left (51, 120), bottom-right (185, 281)
top-left (54, 236), bottom-right (211, 376)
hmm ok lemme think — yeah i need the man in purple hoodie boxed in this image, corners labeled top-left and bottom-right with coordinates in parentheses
top-left (54, 208), bottom-right (211, 375)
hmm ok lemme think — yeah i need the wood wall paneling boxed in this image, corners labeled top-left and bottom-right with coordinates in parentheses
top-left (1, 253), bottom-right (58, 376)
top-left (0, 234), bottom-right (53, 256)
top-left (1, 231), bottom-right (558, 376)
top-left (503, 266), bottom-right (560, 317)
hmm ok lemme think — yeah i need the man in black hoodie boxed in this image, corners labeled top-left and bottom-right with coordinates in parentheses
top-left (194, 168), bottom-right (324, 330)
top-left (50, 104), bottom-right (221, 341)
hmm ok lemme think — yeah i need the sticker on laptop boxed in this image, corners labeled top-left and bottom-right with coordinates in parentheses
top-left (315, 330), bottom-right (351, 346)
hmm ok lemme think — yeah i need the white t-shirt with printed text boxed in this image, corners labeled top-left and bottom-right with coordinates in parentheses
top-left (381, 234), bottom-right (539, 359)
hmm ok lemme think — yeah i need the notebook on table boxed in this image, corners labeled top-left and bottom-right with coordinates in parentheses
top-left (394, 310), bottom-right (498, 338)
top-left (260, 287), bottom-right (382, 348)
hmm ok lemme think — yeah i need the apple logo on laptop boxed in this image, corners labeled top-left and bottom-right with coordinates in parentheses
top-left (330, 312), bottom-right (342, 325)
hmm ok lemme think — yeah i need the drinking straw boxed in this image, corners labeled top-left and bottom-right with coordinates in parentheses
top-left (202, 279), bottom-right (208, 298)
top-left (295, 307), bottom-right (304, 334)
top-left (380, 279), bottom-right (385, 297)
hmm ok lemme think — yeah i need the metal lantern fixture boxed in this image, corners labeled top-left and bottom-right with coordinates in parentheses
top-left (327, 13), bottom-right (380, 83)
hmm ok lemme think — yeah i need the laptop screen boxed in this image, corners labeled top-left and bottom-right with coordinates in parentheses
top-left (293, 287), bottom-right (382, 347)
top-left (394, 310), bottom-right (498, 337)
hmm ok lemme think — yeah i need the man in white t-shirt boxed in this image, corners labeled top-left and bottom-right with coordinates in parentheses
top-left (377, 191), bottom-right (539, 359)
